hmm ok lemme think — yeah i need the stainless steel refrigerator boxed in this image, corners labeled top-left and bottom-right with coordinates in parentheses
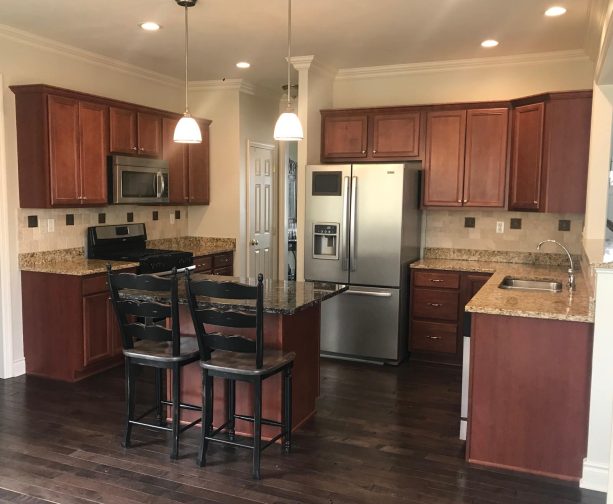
top-left (305, 163), bottom-right (422, 364)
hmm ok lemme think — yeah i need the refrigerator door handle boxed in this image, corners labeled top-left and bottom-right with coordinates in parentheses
top-left (350, 176), bottom-right (357, 271)
top-left (345, 290), bottom-right (392, 298)
top-left (341, 176), bottom-right (350, 271)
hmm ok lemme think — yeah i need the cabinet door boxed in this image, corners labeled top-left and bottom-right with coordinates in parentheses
top-left (79, 101), bottom-right (108, 205)
top-left (137, 111), bottom-right (162, 157)
top-left (82, 291), bottom-right (113, 367)
top-left (48, 95), bottom-right (80, 206)
top-left (371, 111), bottom-right (421, 159)
top-left (187, 121), bottom-right (210, 204)
top-left (460, 272), bottom-right (491, 336)
top-left (509, 103), bottom-right (544, 211)
top-left (162, 116), bottom-right (189, 204)
top-left (321, 113), bottom-right (368, 160)
top-left (109, 107), bottom-right (137, 154)
top-left (423, 110), bottom-right (466, 207)
top-left (463, 108), bottom-right (508, 207)
top-left (108, 296), bottom-right (123, 357)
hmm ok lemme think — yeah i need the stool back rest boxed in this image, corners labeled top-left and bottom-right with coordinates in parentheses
top-left (185, 271), bottom-right (264, 369)
top-left (107, 265), bottom-right (181, 356)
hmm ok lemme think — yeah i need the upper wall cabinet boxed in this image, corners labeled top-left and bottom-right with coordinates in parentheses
top-left (509, 91), bottom-right (592, 213)
top-left (423, 107), bottom-right (509, 208)
top-left (320, 109), bottom-right (422, 162)
top-left (109, 107), bottom-right (162, 158)
top-left (162, 115), bottom-right (211, 205)
top-left (11, 86), bottom-right (109, 208)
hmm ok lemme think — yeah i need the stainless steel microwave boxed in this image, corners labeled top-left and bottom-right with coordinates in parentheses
top-left (110, 155), bottom-right (169, 204)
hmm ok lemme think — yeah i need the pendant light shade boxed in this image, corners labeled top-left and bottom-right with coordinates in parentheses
top-left (274, 0), bottom-right (303, 142)
top-left (174, 0), bottom-right (202, 144)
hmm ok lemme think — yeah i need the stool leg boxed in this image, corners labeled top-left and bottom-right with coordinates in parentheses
top-left (227, 379), bottom-right (236, 441)
top-left (122, 358), bottom-right (135, 448)
top-left (155, 368), bottom-right (165, 427)
top-left (198, 369), bottom-right (212, 467)
top-left (170, 364), bottom-right (181, 460)
top-left (252, 378), bottom-right (262, 480)
top-left (283, 365), bottom-right (293, 454)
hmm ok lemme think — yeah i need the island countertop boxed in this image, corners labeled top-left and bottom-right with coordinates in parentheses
top-left (122, 273), bottom-right (348, 315)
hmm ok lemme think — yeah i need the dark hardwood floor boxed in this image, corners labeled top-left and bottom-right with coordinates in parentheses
top-left (0, 359), bottom-right (605, 504)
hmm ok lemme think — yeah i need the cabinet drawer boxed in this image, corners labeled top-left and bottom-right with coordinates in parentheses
top-left (213, 252), bottom-right (233, 269)
top-left (412, 288), bottom-right (459, 321)
top-left (82, 274), bottom-right (108, 295)
top-left (213, 266), bottom-right (233, 276)
top-left (411, 320), bottom-right (457, 354)
top-left (193, 255), bottom-right (213, 273)
top-left (413, 270), bottom-right (460, 289)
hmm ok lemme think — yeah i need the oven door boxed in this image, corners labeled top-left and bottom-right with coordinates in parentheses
top-left (112, 157), bottom-right (169, 204)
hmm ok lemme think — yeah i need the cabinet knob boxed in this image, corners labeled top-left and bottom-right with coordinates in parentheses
top-left (430, 279), bottom-right (444, 283)
top-left (457, 199), bottom-right (462, 203)
top-left (372, 149), bottom-right (377, 154)
top-left (533, 200), bottom-right (538, 205)
top-left (426, 335), bottom-right (442, 341)
top-left (463, 199), bottom-right (468, 203)
top-left (427, 302), bottom-right (442, 308)
top-left (361, 150), bottom-right (366, 154)
top-left (131, 146), bottom-right (137, 151)
top-left (140, 147), bottom-right (145, 151)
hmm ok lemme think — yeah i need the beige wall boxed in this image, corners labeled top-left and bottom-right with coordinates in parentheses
top-left (333, 53), bottom-right (595, 108)
top-left (425, 210), bottom-right (584, 254)
top-left (0, 29), bottom-right (184, 376)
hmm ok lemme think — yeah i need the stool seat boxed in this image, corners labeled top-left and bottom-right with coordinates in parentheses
top-left (201, 349), bottom-right (296, 376)
top-left (124, 337), bottom-right (199, 363)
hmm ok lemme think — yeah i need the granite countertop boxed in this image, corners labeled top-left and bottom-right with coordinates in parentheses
top-left (121, 273), bottom-right (348, 315)
top-left (411, 257), bottom-right (593, 323)
top-left (19, 237), bottom-right (236, 276)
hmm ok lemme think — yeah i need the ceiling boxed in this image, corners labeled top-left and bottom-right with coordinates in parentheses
top-left (0, 0), bottom-right (597, 91)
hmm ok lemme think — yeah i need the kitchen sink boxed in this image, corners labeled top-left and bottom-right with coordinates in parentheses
top-left (498, 276), bottom-right (562, 292)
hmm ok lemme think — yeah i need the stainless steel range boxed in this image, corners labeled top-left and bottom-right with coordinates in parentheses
top-left (87, 223), bottom-right (193, 274)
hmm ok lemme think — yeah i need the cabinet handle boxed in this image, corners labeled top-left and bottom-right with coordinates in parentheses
top-left (533, 200), bottom-right (538, 205)
top-left (457, 199), bottom-right (462, 203)
top-left (361, 150), bottom-right (366, 154)
top-left (463, 199), bottom-right (468, 203)
top-left (430, 279), bottom-right (444, 283)
top-left (426, 335), bottom-right (442, 340)
top-left (131, 146), bottom-right (137, 151)
top-left (140, 147), bottom-right (145, 151)
top-left (372, 149), bottom-right (377, 154)
top-left (427, 302), bottom-right (442, 308)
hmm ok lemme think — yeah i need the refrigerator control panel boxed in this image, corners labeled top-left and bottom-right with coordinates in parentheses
top-left (313, 223), bottom-right (339, 260)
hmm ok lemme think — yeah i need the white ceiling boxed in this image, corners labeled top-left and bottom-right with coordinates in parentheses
top-left (0, 0), bottom-right (597, 90)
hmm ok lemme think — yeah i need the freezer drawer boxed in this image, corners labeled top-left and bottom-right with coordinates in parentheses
top-left (320, 286), bottom-right (401, 362)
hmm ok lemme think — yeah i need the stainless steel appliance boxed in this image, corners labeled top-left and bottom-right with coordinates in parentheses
top-left (305, 163), bottom-right (422, 364)
top-left (87, 223), bottom-right (193, 274)
top-left (109, 155), bottom-right (169, 204)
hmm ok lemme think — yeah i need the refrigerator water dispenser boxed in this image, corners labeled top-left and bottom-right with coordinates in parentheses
top-left (313, 223), bottom-right (339, 260)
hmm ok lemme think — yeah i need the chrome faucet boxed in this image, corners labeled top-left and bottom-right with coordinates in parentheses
top-left (537, 240), bottom-right (575, 291)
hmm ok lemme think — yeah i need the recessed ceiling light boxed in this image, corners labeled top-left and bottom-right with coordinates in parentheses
top-left (236, 62), bottom-right (251, 69)
top-left (545, 6), bottom-right (567, 17)
top-left (139, 22), bottom-right (161, 31)
top-left (481, 39), bottom-right (499, 48)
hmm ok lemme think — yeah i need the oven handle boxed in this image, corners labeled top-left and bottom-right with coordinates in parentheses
top-left (156, 172), bottom-right (165, 198)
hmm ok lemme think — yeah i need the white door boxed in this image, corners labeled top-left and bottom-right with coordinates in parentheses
top-left (248, 142), bottom-right (276, 279)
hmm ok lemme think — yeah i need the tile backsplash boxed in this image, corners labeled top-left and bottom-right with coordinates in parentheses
top-left (18, 205), bottom-right (188, 253)
top-left (425, 209), bottom-right (584, 254)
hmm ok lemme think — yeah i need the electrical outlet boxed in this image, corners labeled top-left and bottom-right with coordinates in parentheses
top-left (47, 219), bottom-right (55, 232)
top-left (496, 221), bottom-right (504, 233)
top-left (169, 213), bottom-right (175, 224)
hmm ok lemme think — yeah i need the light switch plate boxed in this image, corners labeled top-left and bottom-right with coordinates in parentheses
top-left (496, 221), bottom-right (504, 233)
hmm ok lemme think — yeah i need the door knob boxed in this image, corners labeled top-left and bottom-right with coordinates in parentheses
top-left (250, 239), bottom-right (259, 246)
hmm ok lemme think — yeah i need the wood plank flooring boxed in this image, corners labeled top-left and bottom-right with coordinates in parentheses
top-left (0, 359), bottom-right (606, 504)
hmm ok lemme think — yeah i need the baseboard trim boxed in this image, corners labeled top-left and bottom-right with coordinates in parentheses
top-left (580, 459), bottom-right (609, 493)
top-left (12, 358), bottom-right (25, 377)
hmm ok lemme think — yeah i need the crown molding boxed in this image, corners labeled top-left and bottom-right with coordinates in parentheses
top-left (190, 78), bottom-right (257, 95)
top-left (290, 55), bottom-right (337, 78)
top-left (336, 50), bottom-right (591, 81)
top-left (0, 24), bottom-right (182, 89)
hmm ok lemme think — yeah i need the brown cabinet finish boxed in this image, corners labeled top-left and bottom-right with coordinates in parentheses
top-left (423, 110), bottom-right (466, 206)
top-left (463, 108), bottom-right (509, 207)
top-left (413, 270), bottom-right (460, 289)
top-left (78, 101), bottom-right (109, 205)
top-left (509, 103), bottom-right (544, 211)
top-left (412, 288), bottom-right (460, 321)
top-left (162, 116), bottom-right (189, 204)
top-left (192, 255), bottom-right (213, 273)
top-left (411, 320), bottom-right (458, 354)
top-left (371, 111), bottom-right (421, 158)
top-left (187, 119), bottom-right (211, 204)
top-left (82, 291), bottom-right (115, 367)
top-left (137, 111), bottom-right (162, 157)
top-left (467, 313), bottom-right (593, 481)
top-left (109, 106), bottom-right (137, 155)
top-left (321, 112), bottom-right (368, 160)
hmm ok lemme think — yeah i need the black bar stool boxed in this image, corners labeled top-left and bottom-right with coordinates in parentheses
top-left (185, 271), bottom-right (295, 479)
top-left (107, 266), bottom-right (201, 459)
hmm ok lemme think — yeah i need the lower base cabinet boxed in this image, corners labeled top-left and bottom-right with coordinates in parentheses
top-left (193, 251), bottom-right (234, 275)
top-left (409, 268), bottom-right (491, 365)
top-left (21, 270), bottom-right (130, 382)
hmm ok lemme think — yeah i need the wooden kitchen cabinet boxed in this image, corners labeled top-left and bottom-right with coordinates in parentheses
top-left (409, 268), bottom-right (491, 365)
top-left (192, 252), bottom-right (233, 275)
top-left (109, 106), bottom-right (162, 157)
top-left (509, 91), bottom-right (592, 213)
top-left (320, 109), bottom-right (422, 162)
top-left (12, 87), bottom-right (109, 208)
top-left (21, 269), bottom-right (130, 382)
top-left (423, 107), bottom-right (508, 208)
top-left (162, 115), bottom-right (211, 205)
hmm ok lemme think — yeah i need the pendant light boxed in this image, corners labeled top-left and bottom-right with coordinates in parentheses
top-left (174, 0), bottom-right (202, 143)
top-left (274, 0), bottom-right (303, 141)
